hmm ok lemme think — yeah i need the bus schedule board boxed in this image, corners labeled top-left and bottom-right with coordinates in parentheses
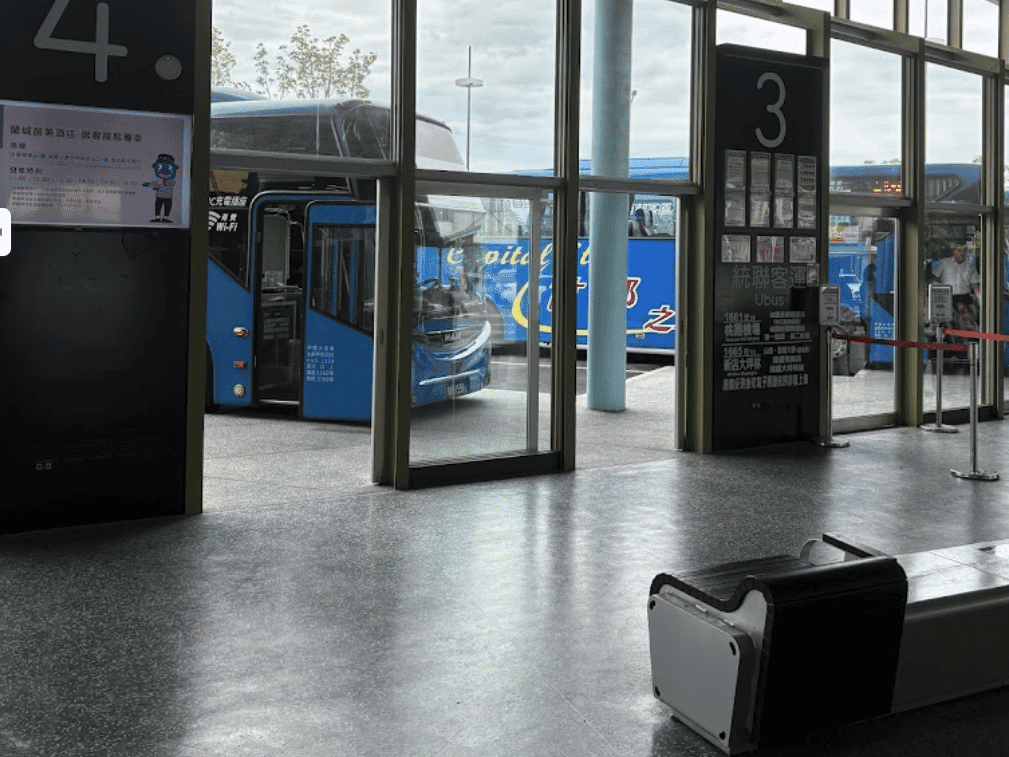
top-left (711, 46), bottom-right (826, 451)
top-left (0, 100), bottom-right (192, 228)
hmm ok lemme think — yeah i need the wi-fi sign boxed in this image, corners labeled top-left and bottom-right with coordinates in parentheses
top-left (0, 209), bottom-right (9, 256)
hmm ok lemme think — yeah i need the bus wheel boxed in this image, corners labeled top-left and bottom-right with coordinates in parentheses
top-left (205, 346), bottom-right (219, 413)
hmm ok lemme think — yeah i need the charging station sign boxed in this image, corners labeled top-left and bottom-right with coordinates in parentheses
top-left (0, 99), bottom-right (191, 228)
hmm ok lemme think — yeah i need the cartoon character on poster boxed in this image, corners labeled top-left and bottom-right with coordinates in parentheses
top-left (143, 153), bottom-right (179, 222)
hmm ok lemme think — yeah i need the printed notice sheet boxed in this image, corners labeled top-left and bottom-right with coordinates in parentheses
top-left (725, 150), bottom-right (747, 190)
top-left (756, 235), bottom-right (785, 263)
top-left (789, 236), bottom-right (816, 264)
top-left (724, 190), bottom-right (746, 226)
top-left (721, 234), bottom-right (751, 263)
top-left (750, 152), bottom-right (770, 191)
top-left (796, 155), bottom-right (817, 229)
top-left (0, 100), bottom-right (192, 228)
top-left (773, 153), bottom-right (794, 228)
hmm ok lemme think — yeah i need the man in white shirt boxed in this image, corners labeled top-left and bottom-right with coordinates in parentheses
top-left (932, 243), bottom-right (979, 331)
top-left (933, 244), bottom-right (979, 297)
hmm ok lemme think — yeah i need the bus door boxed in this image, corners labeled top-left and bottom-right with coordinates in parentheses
top-left (252, 200), bottom-right (308, 405)
top-left (303, 202), bottom-right (378, 420)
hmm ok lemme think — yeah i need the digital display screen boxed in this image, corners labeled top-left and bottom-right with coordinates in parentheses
top-left (0, 99), bottom-right (191, 228)
top-left (872, 179), bottom-right (902, 194)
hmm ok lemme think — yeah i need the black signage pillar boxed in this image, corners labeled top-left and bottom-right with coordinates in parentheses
top-left (710, 45), bottom-right (827, 451)
top-left (0, 1), bottom-right (208, 532)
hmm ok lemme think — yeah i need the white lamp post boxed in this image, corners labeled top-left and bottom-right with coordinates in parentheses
top-left (454, 46), bottom-right (483, 170)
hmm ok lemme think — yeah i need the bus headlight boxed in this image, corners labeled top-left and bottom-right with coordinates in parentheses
top-left (233, 384), bottom-right (246, 398)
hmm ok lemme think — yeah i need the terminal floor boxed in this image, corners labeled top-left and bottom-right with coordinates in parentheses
top-left (5, 401), bottom-right (1009, 754)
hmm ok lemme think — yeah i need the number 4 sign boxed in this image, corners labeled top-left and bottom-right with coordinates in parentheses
top-left (34, 0), bottom-right (128, 83)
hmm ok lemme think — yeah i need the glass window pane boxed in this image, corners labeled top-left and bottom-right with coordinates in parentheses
top-left (417, 1), bottom-right (555, 174)
top-left (909, 0), bottom-right (946, 42)
top-left (830, 41), bottom-right (902, 170)
top-left (410, 193), bottom-right (552, 463)
top-left (849, 0), bottom-right (893, 30)
top-left (790, 0), bottom-right (833, 13)
top-left (311, 226), bottom-right (376, 332)
top-left (579, 191), bottom-right (678, 351)
top-left (925, 211), bottom-right (982, 411)
top-left (1005, 87), bottom-right (1009, 400)
top-left (629, 1), bottom-right (692, 171)
top-left (577, 191), bottom-right (677, 461)
top-left (926, 65), bottom-right (982, 204)
top-left (829, 216), bottom-right (897, 419)
top-left (963, 0), bottom-right (999, 56)
top-left (580, 0), bottom-right (692, 179)
top-left (211, 1), bottom-right (392, 158)
top-left (211, 3), bottom-right (391, 99)
top-left (716, 12), bottom-right (806, 54)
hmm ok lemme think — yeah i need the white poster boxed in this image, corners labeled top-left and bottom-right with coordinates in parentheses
top-left (0, 100), bottom-right (191, 228)
top-left (724, 149), bottom-right (747, 190)
top-left (721, 234), bottom-right (751, 263)
top-left (789, 236), bottom-right (816, 264)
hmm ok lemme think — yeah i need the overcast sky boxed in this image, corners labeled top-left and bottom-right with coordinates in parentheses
top-left (211, 0), bottom-right (999, 175)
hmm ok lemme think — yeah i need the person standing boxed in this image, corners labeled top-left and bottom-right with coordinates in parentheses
top-left (932, 243), bottom-right (980, 333)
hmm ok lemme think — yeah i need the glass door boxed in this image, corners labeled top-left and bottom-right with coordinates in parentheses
top-left (304, 202), bottom-right (378, 421)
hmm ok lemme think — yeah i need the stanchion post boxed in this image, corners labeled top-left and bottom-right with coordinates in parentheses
top-left (924, 317), bottom-right (957, 433)
top-left (951, 341), bottom-right (998, 481)
top-left (816, 324), bottom-right (849, 448)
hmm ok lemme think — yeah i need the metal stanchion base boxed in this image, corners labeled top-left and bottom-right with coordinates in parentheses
top-left (814, 438), bottom-right (850, 448)
top-left (951, 468), bottom-right (999, 481)
top-left (923, 424), bottom-right (959, 434)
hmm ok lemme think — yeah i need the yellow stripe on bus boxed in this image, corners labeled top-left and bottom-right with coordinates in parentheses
top-left (510, 281), bottom-right (646, 337)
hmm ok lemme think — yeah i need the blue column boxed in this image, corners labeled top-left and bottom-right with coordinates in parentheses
top-left (587, 0), bottom-right (632, 411)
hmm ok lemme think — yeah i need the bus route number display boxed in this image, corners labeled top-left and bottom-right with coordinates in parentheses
top-left (712, 45), bottom-right (826, 451)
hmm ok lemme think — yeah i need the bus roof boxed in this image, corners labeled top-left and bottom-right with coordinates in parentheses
top-left (829, 163), bottom-right (981, 179)
top-left (210, 96), bottom-right (447, 127)
top-left (518, 159), bottom-right (987, 186)
top-left (210, 87), bottom-right (269, 103)
top-left (517, 157), bottom-right (690, 180)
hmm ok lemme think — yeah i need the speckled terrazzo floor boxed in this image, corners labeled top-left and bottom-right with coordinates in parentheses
top-left (4, 411), bottom-right (1009, 755)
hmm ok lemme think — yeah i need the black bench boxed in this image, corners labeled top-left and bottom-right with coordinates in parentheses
top-left (649, 534), bottom-right (908, 750)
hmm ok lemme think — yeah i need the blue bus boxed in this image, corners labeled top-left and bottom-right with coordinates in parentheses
top-left (468, 158), bottom-right (684, 354)
top-left (465, 159), bottom-right (1000, 374)
top-left (828, 162), bottom-right (996, 373)
top-left (206, 93), bottom-right (491, 420)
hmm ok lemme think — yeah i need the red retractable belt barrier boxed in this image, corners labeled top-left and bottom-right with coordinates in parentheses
top-left (831, 332), bottom-right (967, 352)
top-left (943, 328), bottom-right (1009, 344)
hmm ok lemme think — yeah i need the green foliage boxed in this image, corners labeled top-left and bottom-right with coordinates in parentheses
top-left (211, 27), bottom-right (237, 86)
top-left (213, 25), bottom-right (377, 100)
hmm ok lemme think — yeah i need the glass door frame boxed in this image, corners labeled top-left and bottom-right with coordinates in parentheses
top-left (828, 203), bottom-right (903, 433)
top-left (403, 176), bottom-right (567, 487)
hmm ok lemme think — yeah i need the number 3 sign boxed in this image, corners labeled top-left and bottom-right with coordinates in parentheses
top-left (714, 45), bottom-right (824, 157)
